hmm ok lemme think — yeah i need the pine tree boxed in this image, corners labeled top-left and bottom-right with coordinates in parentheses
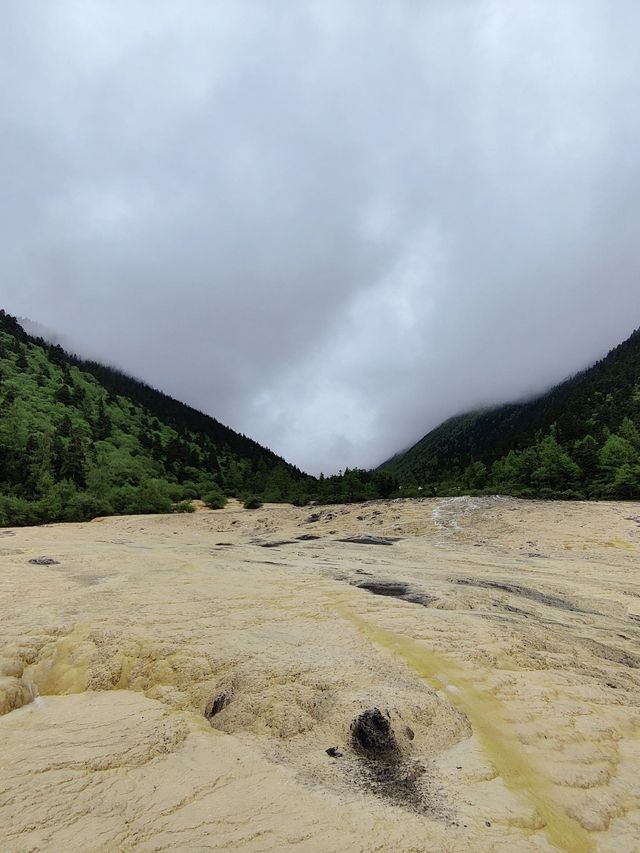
top-left (59, 414), bottom-right (73, 437)
top-left (95, 398), bottom-right (112, 440)
top-left (56, 384), bottom-right (73, 406)
top-left (60, 428), bottom-right (87, 488)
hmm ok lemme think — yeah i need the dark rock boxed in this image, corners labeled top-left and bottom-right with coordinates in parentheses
top-left (339, 535), bottom-right (400, 546)
top-left (305, 511), bottom-right (335, 523)
top-left (326, 746), bottom-right (343, 758)
top-left (29, 557), bottom-right (60, 566)
top-left (252, 539), bottom-right (296, 548)
top-left (405, 726), bottom-right (415, 741)
top-left (351, 708), bottom-right (399, 759)
top-left (403, 592), bottom-right (437, 607)
top-left (348, 710), bottom-right (435, 815)
top-left (358, 580), bottom-right (410, 598)
top-left (204, 692), bottom-right (231, 719)
top-left (353, 579), bottom-right (436, 608)
top-left (297, 534), bottom-right (321, 541)
top-left (451, 577), bottom-right (595, 614)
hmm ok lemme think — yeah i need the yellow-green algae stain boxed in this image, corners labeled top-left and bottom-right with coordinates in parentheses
top-left (339, 602), bottom-right (593, 853)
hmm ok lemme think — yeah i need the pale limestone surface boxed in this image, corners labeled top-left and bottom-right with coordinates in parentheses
top-left (1, 497), bottom-right (640, 852)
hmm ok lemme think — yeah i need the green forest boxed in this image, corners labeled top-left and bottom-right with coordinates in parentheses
top-left (0, 311), bottom-right (397, 525)
top-left (383, 327), bottom-right (640, 500)
top-left (2, 308), bottom-right (640, 528)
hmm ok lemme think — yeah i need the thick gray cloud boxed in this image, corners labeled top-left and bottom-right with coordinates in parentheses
top-left (3, 1), bottom-right (640, 473)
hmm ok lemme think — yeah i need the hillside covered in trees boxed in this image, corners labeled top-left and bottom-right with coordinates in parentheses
top-left (383, 326), bottom-right (640, 500)
top-left (0, 310), bottom-right (306, 524)
top-left (0, 311), bottom-right (399, 525)
top-left (4, 305), bottom-right (640, 528)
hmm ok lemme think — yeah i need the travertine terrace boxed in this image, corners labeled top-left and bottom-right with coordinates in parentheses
top-left (1, 497), bottom-right (640, 852)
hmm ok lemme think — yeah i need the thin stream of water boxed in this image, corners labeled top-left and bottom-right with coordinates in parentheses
top-left (338, 601), bottom-right (594, 853)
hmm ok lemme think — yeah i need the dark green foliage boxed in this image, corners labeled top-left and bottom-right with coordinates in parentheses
top-left (384, 326), bottom-right (640, 500)
top-left (56, 384), bottom-right (73, 405)
top-left (0, 310), bottom-right (405, 526)
top-left (59, 427), bottom-right (87, 488)
top-left (202, 488), bottom-right (227, 509)
top-left (243, 495), bottom-right (263, 509)
top-left (17, 301), bottom-right (632, 523)
top-left (95, 398), bottom-right (112, 440)
top-left (0, 311), bottom-right (312, 526)
top-left (173, 500), bottom-right (196, 513)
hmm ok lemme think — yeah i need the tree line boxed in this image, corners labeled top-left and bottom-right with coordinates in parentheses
top-left (0, 311), bottom-right (398, 526)
top-left (2, 308), bottom-right (640, 529)
top-left (384, 326), bottom-right (640, 500)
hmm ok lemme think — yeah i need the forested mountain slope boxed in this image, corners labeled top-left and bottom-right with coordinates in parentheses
top-left (0, 310), bottom-right (308, 524)
top-left (383, 327), bottom-right (640, 499)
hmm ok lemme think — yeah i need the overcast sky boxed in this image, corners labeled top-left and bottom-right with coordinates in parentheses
top-left (3, 1), bottom-right (640, 473)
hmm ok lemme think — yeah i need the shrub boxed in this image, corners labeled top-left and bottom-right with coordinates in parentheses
top-left (0, 495), bottom-right (40, 527)
top-left (173, 500), bottom-right (195, 513)
top-left (177, 480), bottom-right (200, 499)
top-left (203, 488), bottom-right (227, 509)
top-left (243, 495), bottom-right (263, 509)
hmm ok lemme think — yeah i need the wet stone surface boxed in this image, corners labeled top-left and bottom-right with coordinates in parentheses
top-left (353, 578), bottom-right (436, 607)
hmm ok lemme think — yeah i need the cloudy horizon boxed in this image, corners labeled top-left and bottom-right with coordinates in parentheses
top-left (4, 1), bottom-right (640, 474)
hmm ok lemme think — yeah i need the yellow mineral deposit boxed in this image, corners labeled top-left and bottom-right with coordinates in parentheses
top-left (1, 496), bottom-right (639, 851)
top-left (340, 605), bottom-right (593, 853)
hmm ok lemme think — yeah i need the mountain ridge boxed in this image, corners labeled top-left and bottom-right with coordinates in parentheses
top-left (382, 325), bottom-right (640, 499)
top-left (0, 309), bottom-right (312, 524)
top-left (0, 309), bottom-right (398, 525)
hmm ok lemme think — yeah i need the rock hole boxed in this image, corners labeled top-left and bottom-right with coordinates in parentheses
top-left (204, 691), bottom-right (231, 720)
